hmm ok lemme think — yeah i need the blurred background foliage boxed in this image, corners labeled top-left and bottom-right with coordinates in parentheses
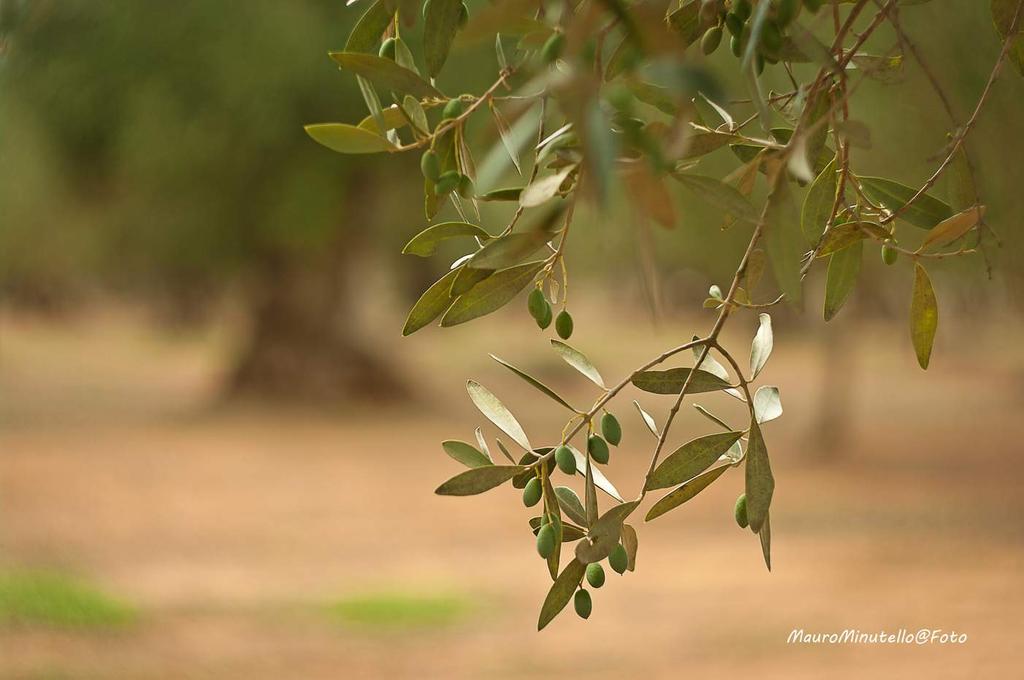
top-left (1, 0), bottom-right (1022, 403)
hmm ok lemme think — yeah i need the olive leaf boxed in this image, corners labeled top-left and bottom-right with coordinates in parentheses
top-left (672, 174), bottom-right (759, 224)
top-left (466, 380), bottom-right (532, 451)
top-left (435, 464), bottom-right (525, 496)
top-left (759, 511), bottom-right (772, 571)
top-left (633, 400), bottom-right (660, 437)
top-left (358, 105), bottom-right (413, 135)
top-left (620, 523), bottom-right (638, 571)
top-left (859, 176), bottom-right (952, 229)
top-left (489, 354), bottom-right (577, 412)
top-left (645, 431), bottom-right (743, 491)
top-left (441, 260), bottom-right (545, 326)
top-left (823, 240), bottom-right (862, 322)
top-left (491, 103), bottom-right (522, 175)
top-left (530, 517), bottom-right (586, 542)
top-left (402, 267), bottom-right (460, 335)
top-left (815, 221), bottom-right (890, 257)
top-left (474, 427), bottom-right (495, 463)
top-left (631, 368), bottom-right (731, 395)
top-left (537, 558), bottom-right (586, 630)
top-left (744, 421), bottom-right (774, 533)
top-left (424, 0), bottom-right (465, 78)
top-left (575, 501), bottom-right (640, 564)
top-left (550, 340), bottom-right (606, 388)
top-left (918, 205), bottom-right (985, 251)
top-left (645, 464), bottom-right (729, 521)
top-left (304, 123), bottom-right (396, 154)
top-left (753, 386), bottom-right (783, 424)
top-left (992, 0), bottom-right (1024, 77)
top-left (345, 0), bottom-right (393, 53)
top-left (569, 445), bottom-right (623, 502)
top-left (802, 158), bottom-right (837, 240)
top-left (479, 187), bottom-right (523, 202)
top-left (691, 342), bottom-right (744, 401)
top-left (520, 166), bottom-right (575, 207)
top-left (329, 52), bottom-right (442, 99)
top-left (910, 262), bottom-right (938, 370)
top-left (764, 174), bottom-right (806, 305)
top-left (442, 440), bottom-right (493, 468)
top-left (554, 486), bottom-right (589, 526)
top-left (749, 313), bottom-right (773, 379)
top-left (402, 222), bottom-right (491, 257)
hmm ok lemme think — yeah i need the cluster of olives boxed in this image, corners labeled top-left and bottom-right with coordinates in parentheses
top-left (698, 0), bottom-right (822, 72)
top-left (418, 100), bottom-right (477, 197)
top-left (527, 288), bottom-right (574, 338)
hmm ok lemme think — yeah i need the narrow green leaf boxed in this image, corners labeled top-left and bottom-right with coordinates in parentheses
top-left (816, 221), bottom-right (890, 257)
top-left (631, 368), bottom-right (731, 395)
top-left (402, 267), bottom-right (460, 335)
top-left (823, 240), bottom-right (862, 322)
top-left (666, 0), bottom-right (703, 48)
top-left (441, 261), bottom-right (544, 326)
top-left (646, 431), bottom-right (743, 491)
top-left (329, 52), bottom-right (442, 99)
top-left (520, 166), bottom-right (575, 208)
top-left (765, 176), bottom-right (806, 304)
top-left (744, 421), bottom-right (774, 533)
top-left (910, 262), bottom-right (938, 370)
top-left (759, 511), bottom-right (772, 571)
top-left (530, 516), bottom-right (586, 542)
top-left (620, 523), bottom-right (638, 571)
top-left (537, 558), bottom-right (586, 630)
top-left (569, 446), bottom-right (623, 502)
top-left (682, 132), bottom-right (736, 159)
top-left (304, 123), bottom-right (396, 154)
top-left (490, 354), bottom-right (577, 412)
top-left (645, 464), bottom-right (729, 521)
top-left (345, 0), bottom-right (393, 53)
top-left (633, 400), bottom-right (660, 437)
top-left (753, 386), bottom-right (783, 424)
top-left (491, 104), bottom-right (522, 175)
top-left (402, 222), bottom-right (491, 257)
top-left (474, 427), bottom-right (495, 463)
top-left (478, 187), bottom-right (523, 202)
top-left (947, 146), bottom-right (977, 212)
top-left (358, 105), bottom-right (412, 135)
top-left (919, 205), bottom-right (985, 251)
top-left (749, 313), bottom-right (773, 379)
top-left (450, 265), bottom-right (492, 296)
top-left (441, 440), bottom-right (492, 468)
top-left (554, 487), bottom-right (589, 526)
top-left (466, 232), bottom-right (553, 271)
top-left (466, 380), bottom-right (532, 451)
top-left (424, 0), bottom-right (463, 78)
top-left (672, 174), bottom-right (759, 224)
top-left (992, 0), bottom-right (1024, 77)
top-left (435, 464), bottom-right (525, 495)
top-left (802, 158), bottom-right (837, 240)
top-left (859, 176), bottom-right (953, 229)
top-left (575, 501), bottom-right (640, 564)
top-left (550, 340), bottom-right (605, 389)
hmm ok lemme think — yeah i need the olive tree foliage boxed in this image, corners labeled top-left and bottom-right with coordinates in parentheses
top-left (308, 0), bottom-right (1023, 628)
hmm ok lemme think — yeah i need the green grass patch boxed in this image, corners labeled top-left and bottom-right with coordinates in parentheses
top-left (0, 570), bottom-right (137, 630)
top-left (327, 590), bottom-right (473, 630)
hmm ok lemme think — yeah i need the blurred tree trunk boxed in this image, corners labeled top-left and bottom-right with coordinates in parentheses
top-left (228, 249), bottom-right (408, 403)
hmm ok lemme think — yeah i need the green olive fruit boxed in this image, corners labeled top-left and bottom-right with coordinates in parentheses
top-left (586, 563), bottom-right (606, 588)
top-left (701, 25), bottom-right (723, 55)
top-left (457, 1), bottom-right (469, 28)
top-left (555, 445), bottom-right (576, 475)
top-left (536, 300), bottom-right (553, 329)
top-left (600, 412), bottom-right (622, 446)
top-left (803, 0), bottom-right (823, 13)
top-left (762, 21), bottom-right (783, 54)
top-left (554, 310), bottom-right (573, 339)
top-left (442, 98), bottom-right (464, 120)
top-left (420, 150), bottom-right (441, 182)
top-left (574, 588), bottom-right (592, 619)
top-left (725, 12), bottom-right (743, 37)
top-left (730, 34), bottom-right (743, 57)
top-left (734, 493), bottom-right (749, 528)
top-left (541, 32), bottom-right (566, 65)
top-left (881, 243), bottom-right (899, 265)
top-left (457, 174), bottom-right (474, 198)
top-left (588, 435), bottom-right (610, 465)
top-left (523, 477), bottom-right (542, 507)
top-left (734, 0), bottom-right (752, 21)
top-left (609, 543), bottom-right (629, 574)
top-left (536, 524), bottom-right (556, 558)
top-left (378, 37), bottom-right (397, 60)
top-left (433, 170), bottom-right (460, 196)
top-left (527, 288), bottom-right (547, 321)
top-left (776, 0), bottom-right (800, 27)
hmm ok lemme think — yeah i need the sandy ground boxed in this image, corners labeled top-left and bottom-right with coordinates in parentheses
top-left (1, 306), bottom-right (1022, 679)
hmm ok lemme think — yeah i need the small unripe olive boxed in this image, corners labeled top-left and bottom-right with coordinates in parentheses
top-left (523, 477), bottom-right (542, 507)
top-left (588, 435), bottom-right (610, 465)
top-left (433, 170), bottom-right (460, 196)
top-left (536, 300), bottom-right (553, 329)
top-left (609, 543), bottom-right (629, 574)
top-left (457, 174), bottom-right (474, 198)
top-left (442, 98), bottom-right (464, 120)
top-left (555, 310), bottom-right (573, 339)
top-left (803, 0), bottom-right (823, 13)
top-left (555, 445), bottom-right (576, 475)
top-left (541, 32), bottom-right (565, 65)
top-left (881, 243), bottom-right (898, 265)
top-left (761, 21), bottom-right (783, 55)
top-left (527, 288), bottom-right (547, 320)
top-left (536, 523), bottom-right (556, 558)
top-left (734, 493), bottom-right (749, 529)
top-left (600, 412), bottom-right (622, 446)
top-left (457, 1), bottom-right (469, 28)
top-left (725, 12), bottom-right (743, 37)
top-left (776, 0), bottom-right (800, 27)
top-left (574, 588), bottom-right (592, 619)
top-left (730, 34), bottom-right (743, 57)
top-left (701, 25), bottom-right (723, 55)
top-left (379, 37), bottom-right (397, 60)
top-left (420, 150), bottom-right (441, 182)
top-left (585, 562), bottom-right (606, 588)
top-left (734, 0), bottom-right (752, 21)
